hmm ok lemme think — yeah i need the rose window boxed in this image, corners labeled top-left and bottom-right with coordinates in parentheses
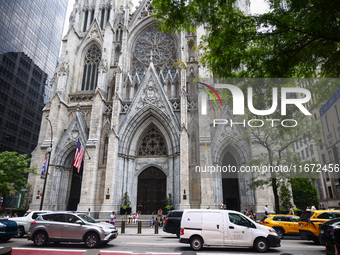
top-left (132, 25), bottom-right (177, 79)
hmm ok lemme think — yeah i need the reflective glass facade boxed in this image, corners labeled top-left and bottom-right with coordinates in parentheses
top-left (0, 0), bottom-right (68, 155)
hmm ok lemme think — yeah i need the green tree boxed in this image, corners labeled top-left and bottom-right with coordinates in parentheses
top-left (152, 0), bottom-right (340, 78)
top-left (0, 151), bottom-right (35, 203)
top-left (279, 183), bottom-right (292, 211)
top-left (290, 178), bottom-right (319, 210)
top-left (121, 192), bottom-right (131, 209)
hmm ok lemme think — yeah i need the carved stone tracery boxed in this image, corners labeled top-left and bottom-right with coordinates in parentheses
top-left (136, 80), bottom-right (165, 110)
top-left (138, 127), bottom-right (167, 156)
top-left (132, 25), bottom-right (177, 80)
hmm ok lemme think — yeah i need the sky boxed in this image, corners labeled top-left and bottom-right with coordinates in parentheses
top-left (62, 0), bottom-right (269, 37)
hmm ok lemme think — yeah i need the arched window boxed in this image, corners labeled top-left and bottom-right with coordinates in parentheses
top-left (81, 45), bottom-right (101, 91)
top-left (132, 25), bottom-right (177, 80)
top-left (138, 126), bottom-right (167, 156)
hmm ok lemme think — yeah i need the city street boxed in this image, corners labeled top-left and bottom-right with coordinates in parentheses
top-left (1, 228), bottom-right (326, 255)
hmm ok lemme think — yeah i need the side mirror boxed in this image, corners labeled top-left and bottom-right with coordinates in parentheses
top-left (76, 220), bottom-right (84, 225)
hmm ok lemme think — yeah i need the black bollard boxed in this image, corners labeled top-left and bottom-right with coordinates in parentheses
top-left (155, 218), bottom-right (158, 234)
top-left (138, 220), bottom-right (142, 234)
top-left (121, 220), bottom-right (125, 234)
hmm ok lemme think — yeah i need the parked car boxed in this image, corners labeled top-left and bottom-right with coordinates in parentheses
top-left (28, 212), bottom-right (118, 248)
top-left (260, 214), bottom-right (300, 239)
top-left (299, 210), bottom-right (340, 244)
top-left (163, 210), bottom-right (183, 237)
top-left (180, 209), bottom-right (280, 252)
top-left (10, 210), bottom-right (50, 237)
top-left (0, 219), bottom-right (18, 242)
top-left (319, 217), bottom-right (340, 246)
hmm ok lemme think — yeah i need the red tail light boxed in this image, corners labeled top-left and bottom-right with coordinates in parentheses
top-left (263, 221), bottom-right (269, 224)
top-left (181, 228), bottom-right (184, 235)
top-left (165, 218), bottom-right (168, 224)
top-left (31, 221), bottom-right (36, 224)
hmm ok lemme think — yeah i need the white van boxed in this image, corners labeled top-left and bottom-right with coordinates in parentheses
top-left (180, 209), bottom-right (280, 252)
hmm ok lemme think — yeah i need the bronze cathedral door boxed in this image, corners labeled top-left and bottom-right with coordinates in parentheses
top-left (137, 167), bottom-right (166, 214)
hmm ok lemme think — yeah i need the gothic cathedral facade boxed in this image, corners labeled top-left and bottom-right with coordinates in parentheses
top-left (28, 0), bottom-right (274, 218)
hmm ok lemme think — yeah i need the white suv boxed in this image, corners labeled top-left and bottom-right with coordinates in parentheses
top-left (10, 211), bottom-right (50, 237)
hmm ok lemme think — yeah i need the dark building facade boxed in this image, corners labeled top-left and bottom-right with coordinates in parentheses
top-left (0, 0), bottom-right (68, 155)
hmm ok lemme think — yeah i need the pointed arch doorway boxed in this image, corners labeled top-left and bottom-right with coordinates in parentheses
top-left (137, 167), bottom-right (166, 214)
top-left (66, 162), bottom-right (83, 211)
top-left (222, 151), bottom-right (240, 211)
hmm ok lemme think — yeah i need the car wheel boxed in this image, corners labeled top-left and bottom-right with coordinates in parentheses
top-left (274, 228), bottom-right (284, 239)
top-left (190, 236), bottom-right (203, 251)
top-left (33, 231), bottom-right (48, 247)
top-left (85, 232), bottom-right (100, 248)
top-left (254, 237), bottom-right (269, 252)
top-left (176, 227), bottom-right (180, 238)
top-left (16, 226), bottom-right (24, 238)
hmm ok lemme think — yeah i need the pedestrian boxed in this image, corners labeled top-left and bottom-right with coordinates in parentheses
top-left (133, 212), bottom-right (138, 224)
top-left (87, 208), bottom-right (91, 216)
top-left (311, 205), bottom-right (316, 210)
top-left (159, 217), bottom-right (164, 227)
top-left (253, 211), bottom-right (256, 221)
top-left (151, 216), bottom-right (155, 227)
top-left (137, 202), bottom-right (143, 215)
top-left (289, 206), bottom-right (294, 215)
top-left (244, 208), bottom-right (249, 216)
top-left (3, 214), bottom-right (9, 220)
top-left (264, 205), bottom-right (269, 215)
top-left (128, 213), bottom-right (133, 224)
top-left (306, 206), bottom-right (310, 211)
top-left (157, 208), bottom-right (163, 220)
top-left (109, 211), bottom-right (116, 225)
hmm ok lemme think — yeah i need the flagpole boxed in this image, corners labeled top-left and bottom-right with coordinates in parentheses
top-left (40, 115), bottom-right (53, 210)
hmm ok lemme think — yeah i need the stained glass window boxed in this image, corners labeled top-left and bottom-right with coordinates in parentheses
top-left (81, 45), bottom-right (101, 91)
top-left (138, 127), bottom-right (167, 156)
top-left (132, 26), bottom-right (177, 80)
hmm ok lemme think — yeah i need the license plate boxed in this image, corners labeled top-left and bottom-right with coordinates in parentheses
top-left (300, 223), bottom-right (303, 227)
top-left (321, 230), bottom-right (324, 234)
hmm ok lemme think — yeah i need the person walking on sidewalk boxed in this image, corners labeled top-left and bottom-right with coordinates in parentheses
top-left (110, 211), bottom-right (116, 225)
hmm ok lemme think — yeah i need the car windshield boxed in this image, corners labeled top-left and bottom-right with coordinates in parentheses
top-left (300, 211), bottom-right (315, 221)
top-left (77, 214), bottom-right (97, 223)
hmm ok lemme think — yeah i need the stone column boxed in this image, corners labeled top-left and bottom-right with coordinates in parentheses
top-left (56, 62), bottom-right (68, 93)
top-left (77, 92), bottom-right (105, 212)
top-left (101, 73), bottom-right (122, 213)
top-left (179, 69), bottom-right (190, 209)
top-left (198, 90), bottom-right (215, 208)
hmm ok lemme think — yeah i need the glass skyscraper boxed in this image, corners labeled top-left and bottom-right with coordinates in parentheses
top-left (0, 0), bottom-right (68, 155)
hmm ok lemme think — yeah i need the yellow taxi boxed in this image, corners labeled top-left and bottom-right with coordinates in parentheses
top-left (298, 210), bottom-right (340, 243)
top-left (259, 214), bottom-right (299, 239)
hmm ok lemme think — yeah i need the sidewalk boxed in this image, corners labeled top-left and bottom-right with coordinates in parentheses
top-left (117, 223), bottom-right (171, 236)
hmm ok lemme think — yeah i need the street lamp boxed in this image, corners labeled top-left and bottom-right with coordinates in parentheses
top-left (40, 115), bottom-right (53, 210)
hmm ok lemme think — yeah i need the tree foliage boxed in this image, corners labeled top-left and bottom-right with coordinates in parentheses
top-left (279, 183), bottom-right (292, 211)
top-left (152, 0), bottom-right (340, 78)
top-left (290, 178), bottom-right (319, 210)
top-left (0, 151), bottom-right (35, 198)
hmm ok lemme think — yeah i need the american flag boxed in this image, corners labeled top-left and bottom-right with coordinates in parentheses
top-left (73, 139), bottom-right (84, 173)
